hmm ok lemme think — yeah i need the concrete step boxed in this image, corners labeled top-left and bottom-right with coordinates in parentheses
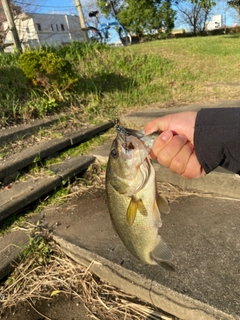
top-left (0, 121), bottom-right (114, 182)
top-left (0, 155), bottom-right (95, 222)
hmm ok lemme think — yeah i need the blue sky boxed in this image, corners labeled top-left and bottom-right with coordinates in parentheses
top-left (36, 0), bottom-right (77, 14)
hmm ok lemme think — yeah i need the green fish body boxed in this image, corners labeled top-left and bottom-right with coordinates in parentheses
top-left (106, 126), bottom-right (173, 267)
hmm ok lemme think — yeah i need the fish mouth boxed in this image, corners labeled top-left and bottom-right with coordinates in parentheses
top-left (116, 125), bottom-right (142, 151)
top-left (116, 125), bottom-right (160, 152)
top-left (116, 125), bottom-right (144, 139)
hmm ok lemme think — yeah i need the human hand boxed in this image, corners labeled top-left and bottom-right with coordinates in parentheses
top-left (145, 112), bottom-right (205, 178)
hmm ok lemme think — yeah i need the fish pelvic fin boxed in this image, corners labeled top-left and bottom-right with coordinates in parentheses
top-left (153, 201), bottom-right (162, 228)
top-left (152, 238), bottom-right (173, 263)
top-left (156, 194), bottom-right (170, 214)
top-left (126, 197), bottom-right (147, 226)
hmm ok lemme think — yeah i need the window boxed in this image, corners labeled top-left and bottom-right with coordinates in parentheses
top-left (51, 24), bottom-right (54, 31)
top-left (36, 23), bottom-right (41, 31)
top-left (56, 24), bottom-right (59, 31)
top-left (26, 27), bottom-right (30, 33)
top-left (61, 24), bottom-right (65, 31)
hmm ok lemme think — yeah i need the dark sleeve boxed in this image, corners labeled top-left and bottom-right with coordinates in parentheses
top-left (194, 108), bottom-right (240, 174)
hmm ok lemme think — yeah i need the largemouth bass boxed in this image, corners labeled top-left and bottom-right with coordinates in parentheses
top-left (106, 125), bottom-right (173, 269)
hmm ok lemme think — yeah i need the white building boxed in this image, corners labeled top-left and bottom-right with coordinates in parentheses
top-left (3, 12), bottom-right (85, 52)
top-left (205, 15), bottom-right (223, 31)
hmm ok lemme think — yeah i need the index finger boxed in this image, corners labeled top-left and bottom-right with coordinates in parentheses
top-left (144, 116), bottom-right (171, 135)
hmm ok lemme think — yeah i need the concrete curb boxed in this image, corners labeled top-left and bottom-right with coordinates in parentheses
top-left (0, 121), bottom-right (114, 182)
top-left (53, 235), bottom-right (235, 320)
top-left (0, 155), bottom-right (95, 222)
top-left (0, 115), bottom-right (62, 147)
top-left (154, 164), bottom-right (240, 199)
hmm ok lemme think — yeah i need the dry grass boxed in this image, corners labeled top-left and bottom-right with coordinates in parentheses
top-left (0, 227), bottom-right (178, 320)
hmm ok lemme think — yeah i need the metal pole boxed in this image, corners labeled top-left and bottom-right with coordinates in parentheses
top-left (109, 1), bottom-right (117, 17)
top-left (75, 0), bottom-right (88, 42)
top-left (1, 0), bottom-right (22, 51)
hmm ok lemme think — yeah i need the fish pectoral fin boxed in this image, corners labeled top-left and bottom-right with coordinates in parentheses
top-left (126, 198), bottom-right (138, 226)
top-left (127, 197), bottom-right (148, 226)
top-left (157, 194), bottom-right (170, 214)
top-left (152, 239), bottom-right (173, 262)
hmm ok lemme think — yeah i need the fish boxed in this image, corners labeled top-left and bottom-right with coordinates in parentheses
top-left (105, 124), bottom-right (174, 269)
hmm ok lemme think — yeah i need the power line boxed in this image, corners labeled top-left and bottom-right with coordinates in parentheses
top-left (14, 1), bottom-right (74, 9)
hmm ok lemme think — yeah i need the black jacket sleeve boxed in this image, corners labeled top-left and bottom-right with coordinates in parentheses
top-left (194, 108), bottom-right (240, 174)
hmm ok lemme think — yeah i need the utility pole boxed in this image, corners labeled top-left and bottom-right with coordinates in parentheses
top-left (1, 0), bottom-right (22, 51)
top-left (75, 0), bottom-right (88, 42)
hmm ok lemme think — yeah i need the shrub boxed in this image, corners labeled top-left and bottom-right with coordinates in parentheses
top-left (19, 50), bottom-right (78, 92)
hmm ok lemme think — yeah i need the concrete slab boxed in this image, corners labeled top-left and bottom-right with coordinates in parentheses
top-left (33, 188), bottom-right (240, 320)
top-left (0, 230), bottom-right (29, 280)
top-left (121, 100), bottom-right (240, 127)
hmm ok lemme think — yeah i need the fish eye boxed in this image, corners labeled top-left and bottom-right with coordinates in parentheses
top-left (111, 148), bottom-right (118, 158)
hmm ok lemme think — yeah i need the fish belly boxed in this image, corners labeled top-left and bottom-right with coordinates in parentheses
top-left (106, 182), bottom-right (158, 265)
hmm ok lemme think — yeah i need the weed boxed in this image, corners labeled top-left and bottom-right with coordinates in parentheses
top-left (19, 235), bottom-right (52, 266)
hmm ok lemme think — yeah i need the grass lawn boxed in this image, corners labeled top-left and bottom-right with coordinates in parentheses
top-left (0, 35), bottom-right (240, 127)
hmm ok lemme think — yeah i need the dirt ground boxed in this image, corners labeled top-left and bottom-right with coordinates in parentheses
top-left (1, 295), bottom-right (90, 320)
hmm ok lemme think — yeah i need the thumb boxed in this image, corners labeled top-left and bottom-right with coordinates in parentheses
top-left (144, 116), bottom-right (171, 135)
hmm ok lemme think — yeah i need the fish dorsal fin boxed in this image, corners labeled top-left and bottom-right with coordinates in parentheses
top-left (126, 197), bottom-right (147, 226)
top-left (152, 239), bottom-right (173, 262)
top-left (156, 194), bottom-right (170, 214)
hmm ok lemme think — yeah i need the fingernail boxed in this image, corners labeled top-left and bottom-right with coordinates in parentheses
top-left (160, 131), bottom-right (172, 142)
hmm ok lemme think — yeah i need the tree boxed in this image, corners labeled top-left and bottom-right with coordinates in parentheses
top-left (228, 0), bottom-right (240, 15)
top-left (175, 0), bottom-right (216, 34)
top-left (188, 0), bottom-right (216, 7)
top-left (97, 0), bottom-right (176, 38)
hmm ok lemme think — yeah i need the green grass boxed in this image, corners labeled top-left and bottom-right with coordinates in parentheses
top-left (0, 35), bottom-right (240, 127)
